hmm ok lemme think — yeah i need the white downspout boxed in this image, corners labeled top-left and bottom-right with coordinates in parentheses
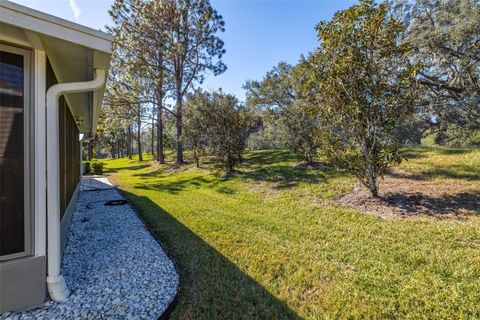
top-left (46, 69), bottom-right (106, 302)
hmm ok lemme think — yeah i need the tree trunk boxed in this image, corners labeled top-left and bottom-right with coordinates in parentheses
top-left (137, 114), bottom-right (143, 161)
top-left (228, 158), bottom-right (235, 174)
top-left (367, 177), bottom-right (379, 197)
top-left (117, 140), bottom-right (122, 158)
top-left (156, 109), bottom-right (164, 164)
top-left (194, 150), bottom-right (200, 168)
top-left (176, 112), bottom-right (183, 164)
top-left (175, 83), bottom-right (184, 164)
top-left (156, 55), bottom-right (165, 164)
top-left (151, 115), bottom-right (155, 157)
top-left (365, 156), bottom-right (379, 197)
top-left (87, 139), bottom-right (94, 160)
top-left (127, 126), bottom-right (132, 160)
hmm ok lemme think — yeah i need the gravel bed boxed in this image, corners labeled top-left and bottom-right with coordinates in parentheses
top-left (1, 177), bottom-right (179, 320)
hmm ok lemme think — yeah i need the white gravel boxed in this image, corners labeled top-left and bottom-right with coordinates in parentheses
top-left (1, 177), bottom-right (179, 320)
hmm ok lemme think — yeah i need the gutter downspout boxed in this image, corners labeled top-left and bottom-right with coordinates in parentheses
top-left (46, 69), bottom-right (106, 302)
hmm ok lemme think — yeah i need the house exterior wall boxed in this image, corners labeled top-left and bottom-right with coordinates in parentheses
top-left (0, 40), bottom-right (46, 313)
top-left (0, 49), bottom-right (82, 314)
top-left (1, 2), bottom-right (111, 310)
top-left (47, 58), bottom-right (81, 253)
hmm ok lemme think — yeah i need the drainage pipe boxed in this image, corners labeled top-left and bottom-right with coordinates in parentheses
top-left (46, 69), bottom-right (106, 302)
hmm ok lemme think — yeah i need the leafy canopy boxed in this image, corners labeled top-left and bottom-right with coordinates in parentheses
top-left (299, 0), bottom-right (419, 197)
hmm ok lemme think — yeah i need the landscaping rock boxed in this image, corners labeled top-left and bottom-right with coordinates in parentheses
top-left (0, 177), bottom-right (178, 320)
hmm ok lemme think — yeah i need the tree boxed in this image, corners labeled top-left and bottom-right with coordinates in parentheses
top-left (110, 0), bottom-right (226, 165)
top-left (246, 108), bottom-right (287, 150)
top-left (184, 90), bottom-right (253, 174)
top-left (244, 62), bottom-right (296, 111)
top-left (163, 0), bottom-right (226, 164)
top-left (97, 108), bottom-right (127, 158)
top-left (393, 0), bottom-right (480, 133)
top-left (103, 61), bottom-right (148, 161)
top-left (110, 0), bottom-right (175, 164)
top-left (184, 92), bottom-right (209, 167)
top-left (206, 91), bottom-right (253, 174)
top-left (281, 103), bottom-right (321, 163)
top-left (300, 0), bottom-right (418, 197)
top-left (244, 62), bottom-right (321, 161)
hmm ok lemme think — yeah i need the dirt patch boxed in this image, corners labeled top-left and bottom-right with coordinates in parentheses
top-left (339, 171), bottom-right (480, 218)
top-left (164, 162), bottom-right (196, 173)
top-left (220, 170), bottom-right (245, 179)
top-left (293, 161), bottom-right (329, 170)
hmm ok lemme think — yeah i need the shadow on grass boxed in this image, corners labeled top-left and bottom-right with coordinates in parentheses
top-left (436, 148), bottom-right (477, 155)
top-left (243, 150), bottom-right (295, 167)
top-left (242, 165), bottom-right (347, 189)
top-left (120, 190), bottom-right (300, 319)
top-left (402, 147), bottom-right (433, 159)
top-left (134, 176), bottom-right (237, 195)
top-left (383, 191), bottom-right (480, 216)
top-left (233, 150), bottom-right (346, 189)
top-left (389, 166), bottom-right (480, 182)
top-left (242, 166), bottom-right (323, 189)
top-left (104, 163), bottom-right (150, 174)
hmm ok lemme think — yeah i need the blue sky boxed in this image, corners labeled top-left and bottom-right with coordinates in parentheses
top-left (10, 0), bottom-right (357, 100)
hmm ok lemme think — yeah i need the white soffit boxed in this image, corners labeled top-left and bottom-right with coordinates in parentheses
top-left (0, 0), bottom-right (112, 53)
top-left (0, 0), bottom-right (113, 134)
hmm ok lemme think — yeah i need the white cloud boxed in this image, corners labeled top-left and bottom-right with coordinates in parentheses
top-left (69, 0), bottom-right (81, 22)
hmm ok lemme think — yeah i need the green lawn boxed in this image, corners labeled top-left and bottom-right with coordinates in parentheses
top-left (104, 148), bottom-right (480, 319)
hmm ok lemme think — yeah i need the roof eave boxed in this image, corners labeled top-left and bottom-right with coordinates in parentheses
top-left (0, 0), bottom-right (113, 53)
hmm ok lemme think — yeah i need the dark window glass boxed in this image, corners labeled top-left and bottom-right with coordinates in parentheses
top-left (0, 51), bottom-right (25, 256)
top-left (59, 100), bottom-right (80, 218)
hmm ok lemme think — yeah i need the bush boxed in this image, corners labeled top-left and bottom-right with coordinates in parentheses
top-left (184, 90), bottom-right (254, 174)
top-left (83, 161), bottom-right (91, 174)
top-left (282, 104), bottom-right (321, 162)
top-left (90, 160), bottom-right (104, 175)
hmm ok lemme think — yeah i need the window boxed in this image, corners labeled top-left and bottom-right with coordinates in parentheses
top-left (0, 44), bottom-right (32, 260)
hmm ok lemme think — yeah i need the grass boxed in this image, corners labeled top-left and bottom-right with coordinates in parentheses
top-left (399, 147), bottom-right (480, 181)
top-left (104, 147), bottom-right (480, 319)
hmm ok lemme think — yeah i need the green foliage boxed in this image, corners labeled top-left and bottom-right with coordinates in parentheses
top-left (246, 111), bottom-right (287, 150)
top-left (281, 104), bottom-right (321, 162)
top-left (207, 93), bottom-right (254, 174)
top-left (298, 0), bottom-right (419, 197)
top-left (82, 160), bottom-right (91, 174)
top-left (90, 159), bottom-right (104, 175)
top-left (434, 127), bottom-right (480, 148)
top-left (184, 90), bottom-right (254, 173)
top-left (184, 92), bottom-right (210, 167)
top-left (392, 115), bottom-right (426, 146)
top-left (108, 0), bottom-right (227, 164)
top-left (244, 62), bottom-right (322, 161)
top-left (399, 0), bottom-right (480, 129)
top-left (244, 62), bottom-right (296, 111)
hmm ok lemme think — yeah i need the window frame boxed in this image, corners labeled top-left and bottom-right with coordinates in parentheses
top-left (0, 43), bottom-right (33, 261)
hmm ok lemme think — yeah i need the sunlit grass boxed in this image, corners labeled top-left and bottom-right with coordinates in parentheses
top-left (104, 148), bottom-right (480, 319)
top-left (399, 147), bottom-right (480, 182)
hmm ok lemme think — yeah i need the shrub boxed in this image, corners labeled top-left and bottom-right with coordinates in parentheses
top-left (90, 160), bottom-right (104, 175)
top-left (184, 90), bottom-right (254, 174)
top-left (205, 92), bottom-right (254, 174)
top-left (282, 104), bottom-right (321, 163)
top-left (83, 161), bottom-right (91, 174)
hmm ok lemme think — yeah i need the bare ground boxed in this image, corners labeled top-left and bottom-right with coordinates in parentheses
top-left (292, 161), bottom-right (329, 169)
top-left (339, 169), bottom-right (480, 218)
